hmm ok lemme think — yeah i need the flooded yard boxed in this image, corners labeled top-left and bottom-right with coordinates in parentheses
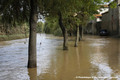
top-left (0, 34), bottom-right (120, 80)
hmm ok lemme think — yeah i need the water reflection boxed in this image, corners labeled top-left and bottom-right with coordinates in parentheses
top-left (76, 47), bottom-right (80, 70)
top-left (28, 68), bottom-right (37, 80)
top-left (109, 39), bottom-right (120, 79)
top-left (90, 38), bottom-right (120, 80)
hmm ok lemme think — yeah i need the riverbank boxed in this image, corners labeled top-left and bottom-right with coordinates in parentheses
top-left (0, 34), bottom-right (29, 41)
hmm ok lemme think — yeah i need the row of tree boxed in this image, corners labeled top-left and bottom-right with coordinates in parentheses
top-left (0, 0), bottom-right (113, 68)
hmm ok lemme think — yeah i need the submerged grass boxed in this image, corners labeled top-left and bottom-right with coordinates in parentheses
top-left (0, 34), bottom-right (29, 41)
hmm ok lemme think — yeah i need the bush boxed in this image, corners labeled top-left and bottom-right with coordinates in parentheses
top-left (53, 28), bottom-right (62, 36)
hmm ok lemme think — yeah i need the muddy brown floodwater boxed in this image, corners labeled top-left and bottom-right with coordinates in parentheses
top-left (0, 34), bottom-right (120, 80)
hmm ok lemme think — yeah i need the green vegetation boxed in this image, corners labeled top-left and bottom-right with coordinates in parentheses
top-left (0, 22), bottom-right (29, 41)
top-left (37, 22), bottom-right (44, 33)
top-left (0, 34), bottom-right (29, 41)
top-left (44, 18), bottom-right (62, 36)
top-left (0, 0), bottom-right (30, 41)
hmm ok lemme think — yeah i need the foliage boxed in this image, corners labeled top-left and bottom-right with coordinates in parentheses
top-left (0, 0), bottom-right (30, 35)
top-left (109, 1), bottom-right (117, 8)
top-left (44, 17), bottom-right (62, 36)
top-left (0, 0), bottom-right (30, 24)
top-left (54, 28), bottom-right (62, 36)
top-left (0, 0), bottom-right (116, 35)
top-left (37, 22), bottom-right (44, 33)
top-left (42, 0), bottom-right (112, 27)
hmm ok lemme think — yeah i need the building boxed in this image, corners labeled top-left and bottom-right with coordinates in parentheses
top-left (85, 5), bottom-right (108, 35)
top-left (85, 1), bottom-right (120, 36)
top-left (85, 14), bottom-right (102, 35)
top-left (101, 0), bottom-right (120, 36)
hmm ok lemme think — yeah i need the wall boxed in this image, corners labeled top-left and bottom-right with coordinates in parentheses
top-left (96, 22), bottom-right (101, 34)
top-left (118, 0), bottom-right (120, 36)
top-left (101, 6), bottom-right (119, 35)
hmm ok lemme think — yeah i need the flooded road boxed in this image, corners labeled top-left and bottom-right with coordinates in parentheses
top-left (0, 34), bottom-right (120, 80)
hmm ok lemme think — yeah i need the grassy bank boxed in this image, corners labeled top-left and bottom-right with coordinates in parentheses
top-left (0, 34), bottom-right (29, 41)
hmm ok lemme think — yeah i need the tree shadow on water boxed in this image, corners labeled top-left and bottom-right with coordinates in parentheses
top-left (28, 68), bottom-right (37, 80)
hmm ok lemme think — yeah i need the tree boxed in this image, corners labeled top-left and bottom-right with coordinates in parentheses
top-left (28, 0), bottom-right (37, 68)
top-left (42, 0), bottom-right (113, 48)
top-left (0, 0), bottom-right (30, 34)
top-left (42, 0), bottom-right (83, 50)
top-left (0, 0), bottom-right (38, 68)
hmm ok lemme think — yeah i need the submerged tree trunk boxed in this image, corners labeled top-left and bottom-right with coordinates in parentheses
top-left (63, 28), bottom-right (68, 50)
top-left (79, 26), bottom-right (82, 41)
top-left (28, 0), bottom-right (37, 68)
top-left (74, 26), bottom-right (79, 47)
top-left (58, 12), bottom-right (68, 50)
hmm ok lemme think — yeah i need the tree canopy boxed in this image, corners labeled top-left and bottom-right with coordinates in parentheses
top-left (0, 0), bottom-right (114, 26)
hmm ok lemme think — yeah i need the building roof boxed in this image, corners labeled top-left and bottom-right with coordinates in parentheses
top-left (94, 14), bottom-right (102, 18)
top-left (102, 5), bottom-right (109, 8)
top-left (99, 5), bottom-right (109, 8)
